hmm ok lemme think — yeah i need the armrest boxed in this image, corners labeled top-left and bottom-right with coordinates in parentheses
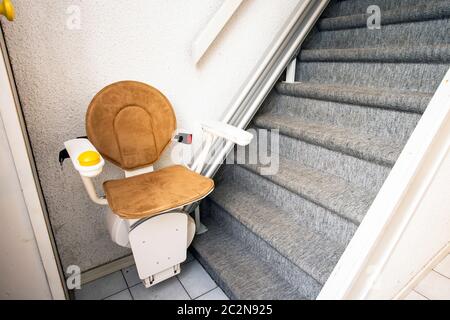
top-left (64, 138), bottom-right (105, 177)
top-left (191, 121), bottom-right (253, 174)
top-left (201, 121), bottom-right (253, 146)
top-left (64, 138), bottom-right (107, 205)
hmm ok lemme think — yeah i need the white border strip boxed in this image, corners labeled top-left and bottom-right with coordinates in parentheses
top-left (318, 68), bottom-right (450, 300)
top-left (0, 30), bottom-right (66, 299)
top-left (192, 0), bottom-right (244, 64)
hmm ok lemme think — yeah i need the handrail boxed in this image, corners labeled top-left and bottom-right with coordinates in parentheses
top-left (192, 0), bottom-right (245, 64)
top-left (202, 0), bottom-right (330, 178)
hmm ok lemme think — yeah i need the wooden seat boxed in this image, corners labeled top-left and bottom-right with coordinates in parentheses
top-left (103, 165), bottom-right (214, 219)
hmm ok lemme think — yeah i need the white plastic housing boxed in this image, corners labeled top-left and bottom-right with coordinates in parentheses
top-left (129, 212), bottom-right (189, 285)
top-left (106, 209), bottom-right (131, 247)
top-left (64, 138), bottom-right (105, 177)
top-left (201, 120), bottom-right (253, 146)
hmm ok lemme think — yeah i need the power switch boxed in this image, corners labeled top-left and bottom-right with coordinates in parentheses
top-left (174, 133), bottom-right (192, 144)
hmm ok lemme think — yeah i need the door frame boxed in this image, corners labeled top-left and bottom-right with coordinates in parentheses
top-left (0, 26), bottom-right (67, 299)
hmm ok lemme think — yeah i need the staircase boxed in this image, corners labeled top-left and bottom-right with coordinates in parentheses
top-left (192, 0), bottom-right (450, 299)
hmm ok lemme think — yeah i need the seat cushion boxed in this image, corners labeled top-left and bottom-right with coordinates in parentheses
top-left (103, 165), bottom-right (214, 219)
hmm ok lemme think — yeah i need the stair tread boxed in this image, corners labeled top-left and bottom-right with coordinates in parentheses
top-left (299, 44), bottom-right (450, 64)
top-left (243, 156), bottom-right (376, 225)
top-left (192, 217), bottom-right (305, 300)
top-left (318, 1), bottom-right (450, 31)
top-left (254, 112), bottom-right (403, 166)
top-left (322, 0), bottom-right (433, 19)
top-left (276, 81), bottom-right (432, 113)
top-left (209, 180), bottom-right (346, 285)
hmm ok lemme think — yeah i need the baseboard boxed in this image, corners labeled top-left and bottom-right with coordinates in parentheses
top-left (81, 254), bottom-right (135, 285)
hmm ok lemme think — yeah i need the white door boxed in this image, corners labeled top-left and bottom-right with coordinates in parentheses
top-left (0, 23), bottom-right (66, 299)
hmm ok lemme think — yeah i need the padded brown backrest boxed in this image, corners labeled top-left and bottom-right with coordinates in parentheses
top-left (86, 81), bottom-right (176, 170)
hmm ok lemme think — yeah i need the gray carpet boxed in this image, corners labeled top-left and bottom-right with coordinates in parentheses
top-left (192, 0), bottom-right (450, 299)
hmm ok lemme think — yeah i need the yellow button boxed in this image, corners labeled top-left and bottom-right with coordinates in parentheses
top-left (0, 0), bottom-right (15, 21)
top-left (78, 151), bottom-right (101, 167)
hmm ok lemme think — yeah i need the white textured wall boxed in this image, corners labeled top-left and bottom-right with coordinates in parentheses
top-left (1, 0), bottom-right (300, 272)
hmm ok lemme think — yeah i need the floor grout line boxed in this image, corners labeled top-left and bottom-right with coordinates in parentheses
top-left (176, 275), bottom-right (193, 300)
top-left (102, 288), bottom-right (132, 300)
top-left (120, 268), bottom-right (135, 300)
top-left (432, 269), bottom-right (450, 280)
top-left (193, 286), bottom-right (219, 300)
top-left (92, 270), bottom-right (129, 300)
top-left (100, 257), bottom-right (220, 300)
top-left (121, 267), bottom-right (137, 300)
top-left (412, 290), bottom-right (429, 300)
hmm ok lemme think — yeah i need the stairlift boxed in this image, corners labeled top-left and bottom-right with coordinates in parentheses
top-left (62, 81), bottom-right (252, 287)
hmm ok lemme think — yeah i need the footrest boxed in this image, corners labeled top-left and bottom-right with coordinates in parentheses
top-left (143, 264), bottom-right (181, 288)
top-left (129, 212), bottom-right (188, 286)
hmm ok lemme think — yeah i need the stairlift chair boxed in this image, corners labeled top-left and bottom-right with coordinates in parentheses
top-left (63, 81), bottom-right (253, 287)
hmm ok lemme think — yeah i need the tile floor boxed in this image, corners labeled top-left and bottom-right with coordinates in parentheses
top-left (74, 252), bottom-right (229, 300)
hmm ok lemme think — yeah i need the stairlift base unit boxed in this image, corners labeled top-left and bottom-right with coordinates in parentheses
top-left (62, 81), bottom-right (253, 289)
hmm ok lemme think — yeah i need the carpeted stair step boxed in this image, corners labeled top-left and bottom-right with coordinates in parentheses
top-left (254, 112), bottom-right (403, 167)
top-left (207, 180), bottom-right (345, 287)
top-left (295, 61), bottom-right (449, 93)
top-left (242, 156), bottom-right (376, 226)
top-left (265, 128), bottom-right (392, 192)
top-left (322, 0), bottom-right (434, 18)
top-left (191, 217), bottom-right (305, 300)
top-left (224, 163), bottom-right (359, 245)
top-left (276, 82), bottom-right (432, 114)
top-left (318, 1), bottom-right (450, 31)
top-left (261, 92), bottom-right (421, 143)
top-left (299, 44), bottom-right (450, 64)
top-left (304, 18), bottom-right (449, 50)
top-left (197, 0), bottom-right (449, 300)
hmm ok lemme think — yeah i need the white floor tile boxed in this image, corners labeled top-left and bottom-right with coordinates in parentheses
top-left (130, 277), bottom-right (190, 300)
top-left (403, 290), bottom-right (428, 300)
top-left (122, 265), bottom-right (141, 287)
top-left (415, 271), bottom-right (450, 300)
top-left (434, 254), bottom-right (450, 279)
top-left (196, 287), bottom-right (229, 300)
top-left (105, 289), bottom-right (133, 300)
top-left (74, 271), bottom-right (127, 300)
top-left (178, 260), bottom-right (217, 299)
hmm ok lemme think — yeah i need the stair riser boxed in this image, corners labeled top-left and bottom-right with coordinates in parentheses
top-left (248, 127), bottom-right (391, 191)
top-left (305, 18), bottom-right (450, 50)
top-left (319, 2), bottom-right (450, 31)
top-left (276, 82), bottom-right (431, 113)
top-left (227, 164), bottom-right (358, 244)
top-left (194, 208), bottom-right (305, 299)
top-left (190, 243), bottom-right (238, 299)
top-left (300, 45), bottom-right (450, 64)
top-left (296, 62), bottom-right (449, 93)
top-left (322, 0), bottom-right (433, 18)
top-left (264, 93), bottom-right (421, 143)
top-left (205, 199), bottom-right (322, 299)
